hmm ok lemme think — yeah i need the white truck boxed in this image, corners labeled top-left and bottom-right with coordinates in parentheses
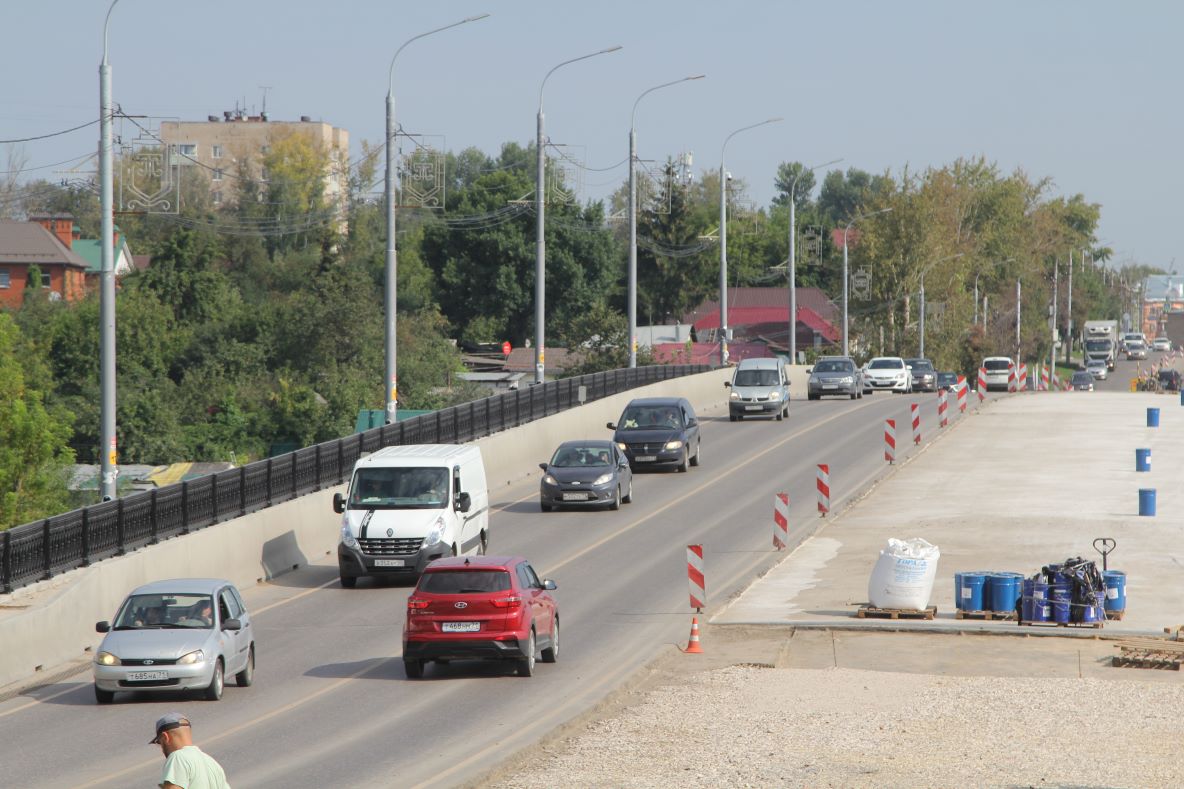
top-left (1083, 320), bottom-right (1119, 370)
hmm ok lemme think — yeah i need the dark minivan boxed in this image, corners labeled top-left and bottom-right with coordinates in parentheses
top-left (607, 397), bottom-right (701, 472)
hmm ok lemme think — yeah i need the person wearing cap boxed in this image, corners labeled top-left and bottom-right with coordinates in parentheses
top-left (150, 713), bottom-right (231, 789)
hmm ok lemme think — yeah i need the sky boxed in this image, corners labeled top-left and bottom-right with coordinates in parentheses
top-left (3, 0), bottom-right (1181, 269)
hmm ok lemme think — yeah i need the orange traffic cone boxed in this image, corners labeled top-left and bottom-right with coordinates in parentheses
top-left (682, 616), bottom-right (703, 653)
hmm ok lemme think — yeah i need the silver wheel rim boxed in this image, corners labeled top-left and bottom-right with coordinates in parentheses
top-left (528, 632), bottom-right (536, 670)
top-left (552, 621), bottom-right (559, 657)
top-left (214, 663), bottom-right (223, 695)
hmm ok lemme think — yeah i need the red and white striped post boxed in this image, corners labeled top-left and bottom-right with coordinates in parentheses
top-left (977, 368), bottom-right (987, 403)
top-left (1007, 362), bottom-right (1016, 393)
top-left (938, 388), bottom-right (948, 427)
top-left (911, 403), bottom-right (921, 445)
top-left (1040, 363), bottom-right (1050, 391)
top-left (687, 544), bottom-right (705, 611)
top-left (957, 376), bottom-right (968, 413)
top-left (816, 464), bottom-right (830, 516)
top-left (773, 493), bottom-right (789, 550)
top-left (1018, 362), bottom-right (1028, 392)
top-left (884, 419), bottom-right (896, 464)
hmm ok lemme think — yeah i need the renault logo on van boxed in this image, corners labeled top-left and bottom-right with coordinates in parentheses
top-left (387, 528), bottom-right (394, 537)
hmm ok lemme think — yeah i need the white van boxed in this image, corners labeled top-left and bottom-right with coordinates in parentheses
top-left (725, 357), bottom-right (790, 421)
top-left (981, 356), bottom-right (1015, 391)
top-left (332, 445), bottom-right (489, 588)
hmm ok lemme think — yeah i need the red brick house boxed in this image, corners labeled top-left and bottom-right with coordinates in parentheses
top-left (0, 216), bottom-right (90, 309)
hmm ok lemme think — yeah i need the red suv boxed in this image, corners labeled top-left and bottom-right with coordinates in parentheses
top-left (402, 556), bottom-right (559, 678)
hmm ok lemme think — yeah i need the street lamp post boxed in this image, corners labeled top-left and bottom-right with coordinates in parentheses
top-left (536, 46), bottom-right (622, 384)
top-left (628, 74), bottom-right (704, 368)
top-left (719, 117), bottom-right (782, 365)
top-left (787, 158), bottom-right (841, 365)
top-left (841, 207), bottom-right (892, 357)
top-left (384, 13), bottom-right (489, 424)
top-left (98, 0), bottom-right (121, 501)
top-left (918, 252), bottom-right (964, 357)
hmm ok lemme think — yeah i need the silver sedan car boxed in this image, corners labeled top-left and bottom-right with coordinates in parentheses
top-left (93, 578), bottom-right (254, 703)
top-left (807, 357), bottom-right (863, 400)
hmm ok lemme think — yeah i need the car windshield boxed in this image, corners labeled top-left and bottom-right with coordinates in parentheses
top-left (418, 570), bottom-right (511, 594)
top-left (868, 359), bottom-right (903, 370)
top-left (984, 360), bottom-right (1011, 371)
top-left (1087, 360), bottom-right (1105, 367)
top-left (1085, 339), bottom-right (1112, 351)
top-left (350, 467), bottom-right (449, 509)
top-left (550, 445), bottom-right (612, 467)
top-left (1072, 373), bottom-right (1092, 383)
top-left (937, 373), bottom-right (957, 383)
top-left (1129, 343), bottom-right (1146, 350)
top-left (113, 593), bottom-right (214, 630)
top-left (1159, 370), bottom-right (1179, 381)
top-left (814, 361), bottom-right (853, 373)
top-left (907, 361), bottom-right (934, 372)
top-left (617, 405), bottom-right (682, 430)
top-left (733, 369), bottom-right (780, 386)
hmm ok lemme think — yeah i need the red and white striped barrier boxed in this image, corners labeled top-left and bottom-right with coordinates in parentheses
top-left (687, 544), bottom-right (705, 611)
top-left (1018, 362), bottom-right (1028, 392)
top-left (911, 403), bottom-right (921, 445)
top-left (977, 368), bottom-right (987, 403)
top-left (1007, 363), bottom-right (1016, 393)
top-left (773, 493), bottom-right (789, 550)
top-left (957, 376), bottom-right (968, 413)
top-left (884, 419), bottom-right (896, 463)
top-left (1040, 364), bottom-right (1050, 391)
top-left (816, 464), bottom-right (830, 516)
top-left (938, 389), bottom-right (948, 427)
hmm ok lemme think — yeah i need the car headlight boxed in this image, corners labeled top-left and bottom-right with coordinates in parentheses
top-left (768, 390), bottom-right (781, 401)
top-left (593, 473), bottom-right (614, 486)
top-left (808, 376), bottom-right (818, 383)
top-left (616, 442), bottom-right (627, 451)
top-left (542, 474), bottom-right (558, 485)
top-left (664, 440), bottom-right (683, 450)
top-left (340, 519), bottom-right (357, 549)
top-left (424, 516), bottom-right (446, 546)
top-left (177, 650), bottom-right (205, 665)
top-left (729, 391), bottom-right (740, 400)
top-left (95, 651), bottom-right (118, 666)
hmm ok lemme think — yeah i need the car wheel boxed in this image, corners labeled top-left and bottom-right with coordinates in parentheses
top-left (94, 686), bottom-right (114, 705)
top-left (540, 501), bottom-right (552, 512)
top-left (339, 572), bottom-right (357, 589)
top-left (204, 659), bottom-right (224, 701)
top-left (518, 629), bottom-right (536, 677)
top-left (404, 659), bottom-right (424, 679)
top-left (609, 485), bottom-right (621, 511)
top-left (677, 450), bottom-right (690, 473)
top-left (541, 618), bottom-right (559, 663)
top-left (776, 407), bottom-right (784, 420)
top-left (235, 644), bottom-right (255, 687)
top-left (691, 441), bottom-right (701, 466)
top-left (849, 392), bottom-right (857, 400)
top-left (622, 479), bottom-right (633, 504)
top-left (737, 413), bottom-right (744, 421)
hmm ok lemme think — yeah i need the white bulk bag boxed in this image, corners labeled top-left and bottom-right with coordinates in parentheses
top-left (867, 538), bottom-right (940, 610)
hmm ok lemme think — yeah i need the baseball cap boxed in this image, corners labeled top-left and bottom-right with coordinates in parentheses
top-left (150, 712), bottom-right (190, 744)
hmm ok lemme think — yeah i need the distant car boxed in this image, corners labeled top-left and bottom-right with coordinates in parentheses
top-left (1120, 333), bottom-right (1143, 353)
top-left (402, 555), bottom-right (558, 678)
top-left (904, 358), bottom-right (937, 392)
top-left (1071, 371), bottom-right (1095, 391)
top-left (862, 356), bottom-right (911, 393)
top-left (1158, 369), bottom-right (1182, 392)
top-left (93, 578), bottom-right (254, 704)
top-left (1126, 342), bottom-right (1148, 360)
top-left (725, 357), bottom-right (790, 420)
top-left (608, 397), bottom-right (701, 471)
top-left (538, 440), bottom-right (632, 512)
top-left (1153, 337), bottom-right (1172, 352)
top-left (935, 372), bottom-right (960, 392)
top-left (807, 356), bottom-right (863, 400)
top-left (1085, 359), bottom-right (1109, 380)
top-left (981, 357), bottom-right (1015, 391)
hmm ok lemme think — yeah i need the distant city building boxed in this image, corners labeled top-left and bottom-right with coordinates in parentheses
top-left (1141, 274), bottom-right (1184, 337)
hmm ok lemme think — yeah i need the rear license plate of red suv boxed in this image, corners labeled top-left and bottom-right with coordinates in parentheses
top-left (442, 622), bottom-right (480, 633)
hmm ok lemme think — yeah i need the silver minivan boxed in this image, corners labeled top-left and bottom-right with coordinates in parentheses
top-left (725, 358), bottom-right (790, 421)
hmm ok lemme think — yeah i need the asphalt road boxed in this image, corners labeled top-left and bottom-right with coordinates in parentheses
top-left (0, 380), bottom-right (1058, 788)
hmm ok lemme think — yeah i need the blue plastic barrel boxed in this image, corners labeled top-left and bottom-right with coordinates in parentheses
top-left (990, 573), bottom-right (1022, 613)
top-left (1103, 570), bottom-right (1127, 612)
top-left (1136, 448), bottom-right (1151, 472)
top-left (961, 573), bottom-right (986, 611)
top-left (1147, 407), bottom-right (1160, 427)
top-left (1139, 488), bottom-right (1157, 516)
top-left (954, 572), bottom-right (965, 610)
top-left (1081, 591), bottom-right (1105, 623)
top-left (1049, 584), bottom-right (1072, 623)
top-left (981, 574), bottom-right (994, 611)
top-left (1024, 579), bottom-right (1050, 622)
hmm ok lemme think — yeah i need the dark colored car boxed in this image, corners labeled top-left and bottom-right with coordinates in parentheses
top-left (1071, 371), bottom-right (1094, 391)
top-left (935, 372), bottom-right (960, 392)
top-left (904, 358), bottom-right (937, 392)
top-left (1158, 369), bottom-right (1182, 392)
top-left (402, 555), bottom-right (558, 678)
top-left (539, 440), bottom-right (633, 512)
top-left (608, 397), bottom-right (701, 472)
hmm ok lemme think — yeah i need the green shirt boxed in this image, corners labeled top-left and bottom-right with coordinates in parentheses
top-left (160, 745), bottom-right (231, 789)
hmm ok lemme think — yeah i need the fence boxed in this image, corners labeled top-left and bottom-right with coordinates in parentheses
top-left (1, 364), bottom-right (708, 593)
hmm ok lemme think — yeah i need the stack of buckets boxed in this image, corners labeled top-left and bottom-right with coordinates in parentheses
top-left (954, 572), bottom-right (1023, 613)
top-left (1019, 564), bottom-right (1122, 624)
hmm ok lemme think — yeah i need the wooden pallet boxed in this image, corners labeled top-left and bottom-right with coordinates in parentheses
top-left (955, 609), bottom-right (1017, 621)
top-left (1114, 638), bottom-right (1184, 670)
top-left (856, 605), bottom-right (936, 620)
top-left (1105, 609), bottom-right (1125, 621)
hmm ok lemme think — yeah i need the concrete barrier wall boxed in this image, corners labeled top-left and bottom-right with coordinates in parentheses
top-left (0, 367), bottom-right (732, 689)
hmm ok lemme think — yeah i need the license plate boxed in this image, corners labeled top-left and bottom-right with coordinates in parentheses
top-left (562, 492), bottom-right (589, 501)
top-left (745, 405), bottom-right (762, 411)
top-left (822, 385), bottom-right (837, 390)
top-left (442, 622), bottom-right (480, 633)
top-left (127, 670), bottom-right (168, 681)
top-left (635, 455), bottom-right (657, 462)
top-left (374, 559), bottom-right (405, 567)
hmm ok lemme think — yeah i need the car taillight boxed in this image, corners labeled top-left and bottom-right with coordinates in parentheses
top-left (407, 597), bottom-right (430, 611)
top-left (490, 596), bottom-right (522, 610)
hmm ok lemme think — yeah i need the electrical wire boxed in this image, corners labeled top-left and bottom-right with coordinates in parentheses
top-left (0, 118), bottom-right (100, 144)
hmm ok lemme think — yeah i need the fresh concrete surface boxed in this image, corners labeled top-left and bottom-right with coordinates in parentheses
top-left (0, 367), bottom-right (731, 691)
top-left (715, 391), bottom-right (1184, 637)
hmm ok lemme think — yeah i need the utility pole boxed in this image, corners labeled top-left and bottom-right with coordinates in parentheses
top-left (1015, 278), bottom-right (1021, 361)
top-left (1050, 259), bottom-right (1059, 380)
top-left (99, 1), bottom-right (119, 501)
top-left (1065, 250), bottom-right (1073, 364)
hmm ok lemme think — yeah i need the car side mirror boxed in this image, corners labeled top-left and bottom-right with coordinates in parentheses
top-left (618, 458), bottom-right (629, 468)
top-left (222, 618), bottom-right (242, 632)
top-left (96, 621), bottom-right (110, 633)
top-left (686, 417), bottom-right (697, 426)
top-left (456, 491), bottom-right (472, 513)
top-left (723, 381), bottom-right (731, 388)
top-left (539, 462), bottom-right (548, 471)
top-left (542, 579), bottom-right (558, 591)
top-left (606, 422), bottom-right (616, 430)
top-left (333, 492), bottom-right (345, 514)
top-left (805, 367), bottom-right (812, 374)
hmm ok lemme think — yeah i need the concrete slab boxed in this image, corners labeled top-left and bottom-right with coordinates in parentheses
top-left (715, 391), bottom-right (1184, 637)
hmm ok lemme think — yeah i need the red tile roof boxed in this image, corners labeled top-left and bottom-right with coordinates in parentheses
top-left (0, 219), bottom-right (89, 268)
top-left (689, 305), bottom-right (838, 343)
top-left (683, 287), bottom-right (837, 326)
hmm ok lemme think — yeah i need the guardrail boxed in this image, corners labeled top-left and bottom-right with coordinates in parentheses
top-left (1, 364), bottom-right (709, 592)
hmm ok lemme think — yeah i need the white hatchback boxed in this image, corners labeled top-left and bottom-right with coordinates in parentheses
top-left (862, 357), bottom-right (911, 393)
top-left (1085, 359), bottom-right (1109, 380)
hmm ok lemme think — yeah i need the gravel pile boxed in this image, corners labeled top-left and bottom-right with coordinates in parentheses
top-left (487, 666), bottom-right (1184, 788)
